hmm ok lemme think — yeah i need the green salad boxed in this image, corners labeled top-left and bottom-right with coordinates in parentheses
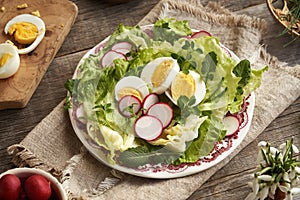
top-left (65, 18), bottom-right (268, 167)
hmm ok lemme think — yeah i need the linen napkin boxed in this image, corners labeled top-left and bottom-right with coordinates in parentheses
top-left (8, 0), bottom-right (300, 199)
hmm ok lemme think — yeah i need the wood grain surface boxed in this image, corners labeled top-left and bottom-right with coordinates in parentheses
top-left (0, 0), bottom-right (299, 199)
top-left (0, 0), bottom-right (77, 110)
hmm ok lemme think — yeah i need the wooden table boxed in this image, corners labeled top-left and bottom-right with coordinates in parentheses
top-left (0, 0), bottom-right (299, 199)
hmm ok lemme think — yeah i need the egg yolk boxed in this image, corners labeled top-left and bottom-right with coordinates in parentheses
top-left (171, 72), bottom-right (196, 101)
top-left (8, 22), bottom-right (38, 45)
top-left (0, 53), bottom-right (12, 67)
top-left (118, 87), bottom-right (143, 101)
top-left (151, 60), bottom-right (174, 88)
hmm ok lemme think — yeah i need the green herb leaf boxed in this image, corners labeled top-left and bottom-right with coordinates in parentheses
top-left (118, 146), bottom-right (181, 168)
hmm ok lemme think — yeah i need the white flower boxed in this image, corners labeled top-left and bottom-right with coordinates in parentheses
top-left (249, 179), bottom-right (259, 195)
top-left (291, 187), bottom-right (300, 194)
top-left (292, 144), bottom-right (299, 154)
top-left (258, 141), bottom-right (267, 147)
top-left (245, 192), bottom-right (257, 200)
top-left (280, 142), bottom-right (287, 155)
top-left (278, 184), bottom-right (289, 193)
top-left (259, 186), bottom-right (269, 200)
top-left (289, 169), bottom-right (296, 180)
top-left (295, 167), bottom-right (300, 174)
top-left (292, 177), bottom-right (300, 187)
top-left (280, 141), bottom-right (299, 154)
top-left (270, 146), bottom-right (281, 156)
top-left (257, 175), bottom-right (273, 182)
top-left (270, 183), bottom-right (278, 195)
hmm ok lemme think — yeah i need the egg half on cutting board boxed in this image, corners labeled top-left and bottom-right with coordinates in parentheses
top-left (4, 14), bottom-right (46, 54)
top-left (0, 43), bottom-right (20, 79)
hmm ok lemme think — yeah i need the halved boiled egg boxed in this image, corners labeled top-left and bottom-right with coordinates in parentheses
top-left (4, 14), bottom-right (46, 54)
top-left (0, 43), bottom-right (20, 79)
top-left (114, 76), bottom-right (149, 101)
top-left (140, 57), bottom-right (180, 94)
top-left (166, 70), bottom-right (206, 106)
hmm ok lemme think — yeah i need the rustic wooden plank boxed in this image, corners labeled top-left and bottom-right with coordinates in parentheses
top-left (0, 0), bottom-right (78, 109)
top-left (56, 0), bottom-right (160, 56)
top-left (0, 1), bottom-right (299, 199)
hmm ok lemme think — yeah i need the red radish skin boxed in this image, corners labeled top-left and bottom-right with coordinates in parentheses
top-left (142, 93), bottom-right (159, 114)
top-left (134, 115), bottom-right (163, 141)
top-left (147, 102), bottom-right (173, 128)
top-left (221, 46), bottom-right (232, 57)
top-left (191, 30), bottom-right (212, 38)
top-left (118, 95), bottom-right (142, 118)
top-left (0, 174), bottom-right (21, 200)
top-left (113, 48), bottom-right (131, 55)
top-left (100, 50), bottom-right (126, 68)
top-left (223, 115), bottom-right (240, 137)
top-left (24, 175), bottom-right (52, 200)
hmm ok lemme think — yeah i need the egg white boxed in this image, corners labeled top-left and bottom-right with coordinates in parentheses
top-left (140, 57), bottom-right (180, 94)
top-left (4, 14), bottom-right (46, 54)
top-left (114, 76), bottom-right (149, 101)
top-left (166, 70), bottom-right (206, 107)
top-left (0, 43), bottom-right (20, 79)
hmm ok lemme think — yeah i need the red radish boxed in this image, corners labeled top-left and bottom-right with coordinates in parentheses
top-left (100, 50), bottom-right (126, 67)
top-left (94, 41), bottom-right (107, 54)
top-left (0, 174), bottom-right (21, 200)
top-left (118, 95), bottom-right (142, 118)
top-left (111, 41), bottom-right (133, 51)
top-left (147, 102), bottom-right (173, 128)
top-left (142, 27), bottom-right (154, 38)
top-left (221, 46), bottom-right (232, 57)
top-left (142, 93), bottom-right (159, 114)
top-left (191, 30), bottom-right (212, 38)
top-left (134, 115), bottom-right (163, 141)
top-left (223, 115), bottom-right (240, 137)
top-left (24, 174), bottom-right (52, 200)
top-left (113, 48), bottom-right (131, 55)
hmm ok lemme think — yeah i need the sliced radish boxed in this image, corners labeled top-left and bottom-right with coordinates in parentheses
top-left (113, 48), bottom-right (131, 55)
top-left (134, 115), bottom-right (163, 141)
top-left (143, 28), bottom-right (154, 38)
top-left (191, 30), bottom-right (212, 38)
top-left (221, 46), bottom-right (232, 57)
top-left (223, 115), bottom-right (240, 137)
top-left (147, 102), bottom-right (173, 128)
top-left (100, 50), bottom-right (126, 68)
top-left (94, 41), bottom-right (107, 54)
top-left (142, 93), bottom-right (159, 114)
top-left (112, 41), bottom-right (133, 51)
top-left (118, 95), bottom-right (142, 118)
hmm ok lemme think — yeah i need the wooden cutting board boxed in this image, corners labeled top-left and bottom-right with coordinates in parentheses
top-left (0, 0), bottom-right (78, 110)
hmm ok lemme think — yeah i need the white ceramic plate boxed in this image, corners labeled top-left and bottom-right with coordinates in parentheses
top-left (68, 25), bottom-right (255, 179)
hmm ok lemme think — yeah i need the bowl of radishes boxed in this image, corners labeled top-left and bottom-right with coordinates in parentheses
top-left (0, 167), bottom-right (67, 200)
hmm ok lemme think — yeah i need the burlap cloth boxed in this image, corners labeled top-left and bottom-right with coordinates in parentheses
top-left (7, 0), bottom-right (300, 199)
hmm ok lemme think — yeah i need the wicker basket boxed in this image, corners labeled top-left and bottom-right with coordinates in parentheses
top-left (266, 0), bottom-right (300, 36)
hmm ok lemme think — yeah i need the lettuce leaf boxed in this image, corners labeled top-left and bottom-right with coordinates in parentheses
top-left (153, 18), bottom-right (193, 44)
